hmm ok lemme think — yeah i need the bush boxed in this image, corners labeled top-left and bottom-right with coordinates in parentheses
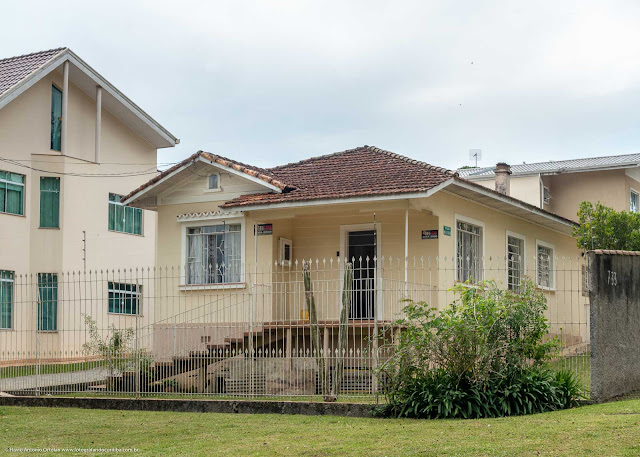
top-left (378, 280), bottom-right (584, 419)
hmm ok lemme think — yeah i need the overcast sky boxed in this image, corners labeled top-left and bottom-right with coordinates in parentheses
top-left (2, 0), bottom-right (639, 170)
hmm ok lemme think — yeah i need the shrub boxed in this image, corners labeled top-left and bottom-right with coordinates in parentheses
top-left (378, 280), bottom-right (584, 419)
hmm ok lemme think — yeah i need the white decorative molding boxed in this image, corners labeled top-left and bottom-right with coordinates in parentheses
top-left (176, 210), bottom-right (243, 223)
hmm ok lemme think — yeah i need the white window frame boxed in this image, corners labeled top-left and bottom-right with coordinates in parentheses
top-left (179, 216), bottom-right (246, 290)
top-left (107, 281), bottom-right (142, 316)
top-left (505, 231), bottom-right (526, 292)
top-left (454, 214), bottom-right (485, 283)
top-left (0, 171), bottom-right (25, 217)
top-left (108, 193), bottom-right (144, 236)
top-left (536, 239), bottom-right (556, 291)
top-left (631, 188), bottom-right (639, 213)
top-left (542, 186), bottom-right (551, 205)
top-left (279, 238), bottom-right (293, 267)
top-left (0, 270), bottom-right (14, 330)
top-left (205, 172), bottom-right (222, 193)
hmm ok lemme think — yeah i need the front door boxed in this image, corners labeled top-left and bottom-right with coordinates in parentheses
top-left (348, 230), bottom-right (376, 319)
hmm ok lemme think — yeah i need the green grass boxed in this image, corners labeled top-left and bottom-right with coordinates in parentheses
top-left (52, 392), bottom-right (382, 403)
top-left (0, 361), bottom-right (104, 379)
top-left (2, 400), bottom-right (640, 456)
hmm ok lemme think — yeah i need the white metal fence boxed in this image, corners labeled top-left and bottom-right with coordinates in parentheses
top-left (0, 255), bottom-right (590, 400)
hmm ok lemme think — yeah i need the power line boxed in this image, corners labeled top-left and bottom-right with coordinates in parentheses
top-left (4, 157), bottom-right (181, 166)
top-left (0, 157), bottom-right (161, 178)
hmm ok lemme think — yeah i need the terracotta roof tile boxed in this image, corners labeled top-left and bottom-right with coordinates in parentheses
top-left (220, 146), bottom-right (456, 208)
top-left (0, 48), bottom-right (67, 96)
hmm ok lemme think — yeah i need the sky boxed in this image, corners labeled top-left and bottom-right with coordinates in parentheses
top-left (2, 0), bottom-right (640, 171)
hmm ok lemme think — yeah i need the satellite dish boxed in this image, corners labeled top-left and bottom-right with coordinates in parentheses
top-left (469, 149), bottom-right (482, 167)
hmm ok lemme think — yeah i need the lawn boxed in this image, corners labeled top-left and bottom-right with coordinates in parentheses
top-left (0, 361), bottom-right (103, 379)
top-left (2, 400), bottom-right (640, 456)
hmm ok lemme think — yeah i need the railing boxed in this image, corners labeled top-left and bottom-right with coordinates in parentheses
top-left (0, 255), bottom-right (590, 400)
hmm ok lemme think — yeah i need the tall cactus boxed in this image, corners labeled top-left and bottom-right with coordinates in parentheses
top-left (302, 260), bottom-right (328, 396)
top-left (333, 262), bottom-right (353, 396)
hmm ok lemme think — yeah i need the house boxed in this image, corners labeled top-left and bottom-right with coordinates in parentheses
top-left (122, 146), bottom-right (587, 393)
top-left (0, 48), bottom-right (177, 349)
top-left (458, 153), bottom-right (640, 220)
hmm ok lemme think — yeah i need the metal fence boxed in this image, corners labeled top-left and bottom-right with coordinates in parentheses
top-left (0, 255), bottom-right (590, 400)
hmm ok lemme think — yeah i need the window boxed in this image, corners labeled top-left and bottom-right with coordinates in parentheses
top-left (51, 85), bottom-right (62, 151)
top-left (40, 177), bottom-right (60, 228)
top-left (0, 170), bottom-right (25, 216)
top-left (279, 238), bottom-right (292, 266)
top-left (187, 224), bottom-right (242, 284)
top-left (456, 219), bottom-right (483, 283)
top-left (0, 270), bottom-right (13, 330)
top-left (631, 189), bottom-right (638, 213)
top-left (536, 242), bottom-right (554, 289)
top-left (108, 193), bottom-right (142, 235)
top-left (507, 234), bottom-right (525, 292)
top-left (108, 282), bottom-right (141, 315)
top-left (208, 174), bottom-right (220, 190)
top-left (37, 273), bottom-right (57, 331)
top-left (542, 186), bottom-right (551, 205)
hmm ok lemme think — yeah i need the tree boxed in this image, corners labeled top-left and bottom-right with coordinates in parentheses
top-left (573, 202), bottom-right (640, 251)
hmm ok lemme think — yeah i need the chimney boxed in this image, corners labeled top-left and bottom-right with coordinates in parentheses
top-left (494, 162), bottom-right (511, 196)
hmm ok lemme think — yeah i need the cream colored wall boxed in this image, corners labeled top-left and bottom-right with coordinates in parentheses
top-left (0, 69), bottom-right (159, 356)
top-left (473, 175), bottom-right (542, 208)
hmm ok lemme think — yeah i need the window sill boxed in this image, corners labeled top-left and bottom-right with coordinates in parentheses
top-left (537, 285), bottom-right (556, 292)
top-left (37, 330), bottom-right (58, 334)
top-left (204, 188), bottom-right (223, 193)
top-left (0, 328), bottom-right (14, 332)
top-left (1, 211), bottom-right (25, 218)
top-left (39, 226), bottom-right (60, 230)
top-left (108, 229), bottom-right (144, 238)
top-left (107, 312), bottom-right (143, 317)
top-left (179, 283), bottom-right (246, 291)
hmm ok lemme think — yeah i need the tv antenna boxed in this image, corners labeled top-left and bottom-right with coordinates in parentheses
top-left (469, 149), bottom-right (482, 167)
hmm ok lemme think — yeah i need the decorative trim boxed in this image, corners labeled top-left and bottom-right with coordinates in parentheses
top-left (177, 210), bottom-right (243, 223)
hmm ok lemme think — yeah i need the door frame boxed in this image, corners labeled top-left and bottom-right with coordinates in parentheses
top-left (339, 223), bottom-right (383, 320)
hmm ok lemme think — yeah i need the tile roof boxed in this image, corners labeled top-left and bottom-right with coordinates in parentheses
top-left (0, 48), bottom-right (67, 96)
top-left (458, 152), bottom-right (640, 178)
top-left (220, 146), bottom-right (456, 208)
top-left (122, 151), bottom-right (290, 202)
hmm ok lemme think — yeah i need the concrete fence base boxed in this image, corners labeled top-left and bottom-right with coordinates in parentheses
top-left (0, 395), bottom-right (375, 418)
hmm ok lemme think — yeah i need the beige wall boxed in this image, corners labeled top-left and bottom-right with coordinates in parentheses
top-left (473, 174), bottom-right (542, 208)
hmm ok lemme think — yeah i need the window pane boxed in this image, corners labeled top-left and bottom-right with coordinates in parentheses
top-left (0, 270), bottom-right (13, 329)
top-left (51, 86), bottom-right (62, 151)
top-left (40, 177), bottom-right (60, 228)
top-left (456, 221), bottom-right (482, 283)
top-left (507, 236), bottom-right (524, 292)
top-left (37, 273), bottom-right (58, 331)
top-left (5, 183), bottom-right (23, 216)
top-left (108, 281), bottom-right (140, 315)
top-left (537, 245), bottom-right (553, 289)
top-left (133, 208), bottom-right (142, 235)
top-left (124, 206), bottom-right (134, 233)
top-left (187, 224), bottom-right (243, 284)
top-left (208, 174), bottom-right (219, 189)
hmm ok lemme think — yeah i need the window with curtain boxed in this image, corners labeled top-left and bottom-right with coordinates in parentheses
top-left (507, 235), bottom-right (525, 292)
top-left (37, 273), bottom-right (57, 331)
top-left (0, 170), bottom-right (25, 216)
top-left (0, 270), bottom-right (13, 330)
top-left (108, 282), bottom-right (141, 315)
top-left (40, 177), bottom-right (60, 228)
top-left (187, 224), bottom-right (242, 284)
top-left (456, 220), bottom-right (483, 283)
top-left (51, 85), bottom-right (62, 151)
top-left (537, 244), bottom-right (554, 289)
top-left (108, 193), bottom-right (142, 235)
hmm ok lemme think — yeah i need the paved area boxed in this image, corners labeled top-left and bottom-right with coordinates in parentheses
top-left (0, 367), bottom-right (110, 392)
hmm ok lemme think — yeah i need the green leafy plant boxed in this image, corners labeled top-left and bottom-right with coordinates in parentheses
top-left (573, 201), bottom-right (640, 250)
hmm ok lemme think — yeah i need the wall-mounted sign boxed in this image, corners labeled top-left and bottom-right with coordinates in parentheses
top-left (443, 226), bottom-right (452, 236)
top-left (256, 223), bottom-right (273, 235)
top-left (422, 230), bottom-right (438, 240)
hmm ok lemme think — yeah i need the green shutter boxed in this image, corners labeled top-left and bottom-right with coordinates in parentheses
top-left (0, 270), bottom-right (13, 329)
top-left (37, 273), bottom-right (58, 331)
top-left (51, 86), bottom-right (62, 151)
top-left (40, 177), bottom-right (60, 228)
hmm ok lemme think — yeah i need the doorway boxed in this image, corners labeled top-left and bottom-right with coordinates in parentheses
top-left (348, 230), bottom-right (376, 319)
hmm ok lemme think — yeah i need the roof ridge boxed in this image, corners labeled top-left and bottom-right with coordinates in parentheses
top-left (269, 145), bottom-right (457, 176)
top-left (199, 151), bottom-right (290, 190)
top-left (0, 47), bottom-right (67, 64)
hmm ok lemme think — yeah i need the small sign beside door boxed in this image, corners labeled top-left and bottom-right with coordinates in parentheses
top-left (256, 223), bottom-right (273, 235)
top-left (422, 230), bottom-right (438, 240)
top-left (443, 226), bottom-right (452, 236)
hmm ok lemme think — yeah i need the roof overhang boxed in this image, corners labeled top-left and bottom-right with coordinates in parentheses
top-left (465, 163), bottom-right (640, 180)
top-left (0, 49), bottom-right (178, 149)
top-left (123, 155), bottom-right (283, 209)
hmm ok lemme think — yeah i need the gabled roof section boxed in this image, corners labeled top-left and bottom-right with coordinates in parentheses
top-left (458, 152), bottom-right (640, 179)
top-left (0, 47), bottom-right (178, 148)
top-left (220, 146), bottom-right (456, 208)
top-left (122, 151), bottom-right (290, 205)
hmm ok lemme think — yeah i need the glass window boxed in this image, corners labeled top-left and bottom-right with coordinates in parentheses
top-left (537, 244), bottom-right (554, 289)
top-left (0, 270), bottom-right (14, 329)
top-left (0, 170), bottom-right (25, 216)
top-left (37, 273), bottom-right (58, 331)
top-left (108, 282), bottom-right (141, 315)
top-left (507, 235), bottom-right (525, 292)
top-left (51, 85), bottom-right (62, 151)
top-left (108, 193), bottom-right (142, 235)
top-left (187, 224), bottom-right (242, 284)
top-left (456, 220), bottom-right (483, 283)
top-left (631, 190), bottom-right (638, 213)
top-left (40, 177), bottom-right (60, 228)
top-left (208, 174), bottom-right (219, 189)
